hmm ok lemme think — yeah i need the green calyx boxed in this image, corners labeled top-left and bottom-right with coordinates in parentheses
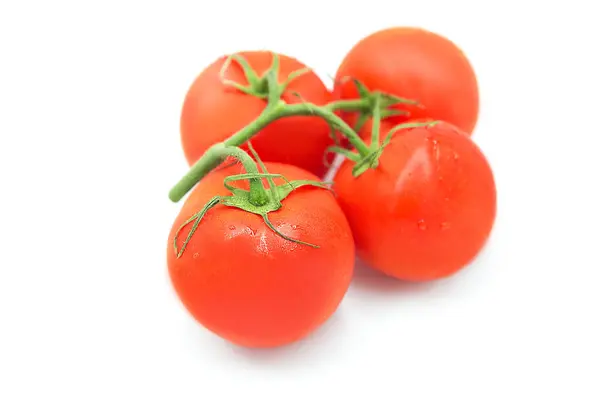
top-left (327, 93), bottom-right (441, 178)
top-left (339, 77), bottom-right (421, 126)
top-left (220, 52), bottom-right (312, 101)
top-left (173, 144), bottom-right (331, 258)
top-left (354, 119), bottom-right (441, 177)
top-left (319, 80), bottom-right (429, 175)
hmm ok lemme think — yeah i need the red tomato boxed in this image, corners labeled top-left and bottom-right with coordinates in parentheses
top-left (167, 162), bottom-right (355, 348)
top-left (334, 27), bottom-right (480, 134)
top-left (333, 121), bottom-right (496, 281)
top-left (180, 51), bottom-right (333, 177)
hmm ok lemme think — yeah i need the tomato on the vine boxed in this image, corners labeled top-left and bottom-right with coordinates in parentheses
top-left (167, 162), bottom-right (355, 348)
top-left (333, 121), bottom-right (496, 281)
top-left (334, 27), bottom-right (480, 134)
top-left (180, 51), bottom-right (333, 177)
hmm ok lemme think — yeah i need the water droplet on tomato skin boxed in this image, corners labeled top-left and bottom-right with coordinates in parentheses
top-left (193, 252), bottom-right (199, 259)
top-left (453, 152), bottom-right (460, 161)
top-left (440, 222), bottom-right (451, 230)
top-left (228, 225), bottom-right (236, 230)
top-left (431, 139), bottom-right (440, 160)
top-left (417, 219), bottom-right (427, 230)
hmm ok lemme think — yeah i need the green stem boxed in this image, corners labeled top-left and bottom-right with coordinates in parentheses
top-left (222, 66), bottom-right (286, 148)
top-left (169, 100), bottom-right (374, 202)
top-left (169, 143), bottom-right (268, 205)
top-left (325, 98), bottom-right (370, 113)
top-left (370, 95), bottom-right (382, 151)
top-left (279, 103), bottom-right (371, 156)
top-left (223, 101), bottom-right (286, 147)
top-left (168, 69), bottom-right (386, 203)
top-left (220, 99), bottom-right (372, 157)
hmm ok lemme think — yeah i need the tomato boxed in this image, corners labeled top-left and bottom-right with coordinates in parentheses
top-left (334, 27), bottom-right (480, 134)
top-left (333, 121), bottom-right (496, 281)
top-left (180, 51), bottom-right (333, 177)
top-left (167, 162), bottom-right (355, 348)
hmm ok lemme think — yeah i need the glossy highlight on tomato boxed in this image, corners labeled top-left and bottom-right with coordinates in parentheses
top-left (334, 27), bottom-right (480, 134)
top-left (180, 51), bottom-right (333, 177)
top-left (333, 121), bottom-right (496, 281)
top-left (167, 162), bottom-right (355, 348)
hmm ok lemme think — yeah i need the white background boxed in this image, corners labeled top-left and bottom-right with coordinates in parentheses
top-left (1, 0), bottom-right (599, 399)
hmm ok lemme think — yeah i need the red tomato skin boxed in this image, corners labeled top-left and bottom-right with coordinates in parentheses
top-left (333, 121), bottom-right (496, 281)
top-left (167, 163), bottom-right (355, 348)
top-left (180, 51), bottom-right (333, 177)
top-left (334, 27), bottom-right (479, 134)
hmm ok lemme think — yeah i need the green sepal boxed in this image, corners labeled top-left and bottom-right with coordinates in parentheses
top-left (173, 196), bottom-right (221, 258)
top-left (350, 120), bottom-right (440, 178)
top-left (172, 143), bottom-right (331, 258)
top-left (219, 51), bottom-right (315, 103)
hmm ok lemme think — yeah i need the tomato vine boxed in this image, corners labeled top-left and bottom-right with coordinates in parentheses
top-left (168, 52), bottom-right (438, 256)
top-left (169, 52), bottom-right (436, 203)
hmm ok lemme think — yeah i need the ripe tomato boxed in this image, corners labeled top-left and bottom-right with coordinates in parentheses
top-left (180, 51), bottom-right (333, 177)
top-left (167, 162), bottom-right (355, 348)
top-left (334, 27), bottom-right (480, 134)
top-left (333, 121), bottom-right (496, 281)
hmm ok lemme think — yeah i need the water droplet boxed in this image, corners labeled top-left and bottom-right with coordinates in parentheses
top-left (453, 151), bottom-right (460, 161)
top-left (417, 219), bottom-right (427, 230)
top-left (193, 252), bottom-right (199, 259)
top-left (291, 224), bottom-right (298, 230)
top-left (228, 225), bottom-right (236, 230)
top-left (431, 139), bottom-right (440, 160)
top-left (440, 222), bottom-right (451, 230)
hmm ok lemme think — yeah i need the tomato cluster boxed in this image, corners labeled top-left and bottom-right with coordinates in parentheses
top-left (166, 27), bottom-right (497, 349)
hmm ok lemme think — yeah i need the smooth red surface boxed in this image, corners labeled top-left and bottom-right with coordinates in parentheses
top-left (333, 121), bottom-right (496, 281)
top-left (334, 27), bottom-right (480, 134)
top-left (167, 162), bottom-right (355, 348)
top-left (180, 51), bottom-right (333, 177)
